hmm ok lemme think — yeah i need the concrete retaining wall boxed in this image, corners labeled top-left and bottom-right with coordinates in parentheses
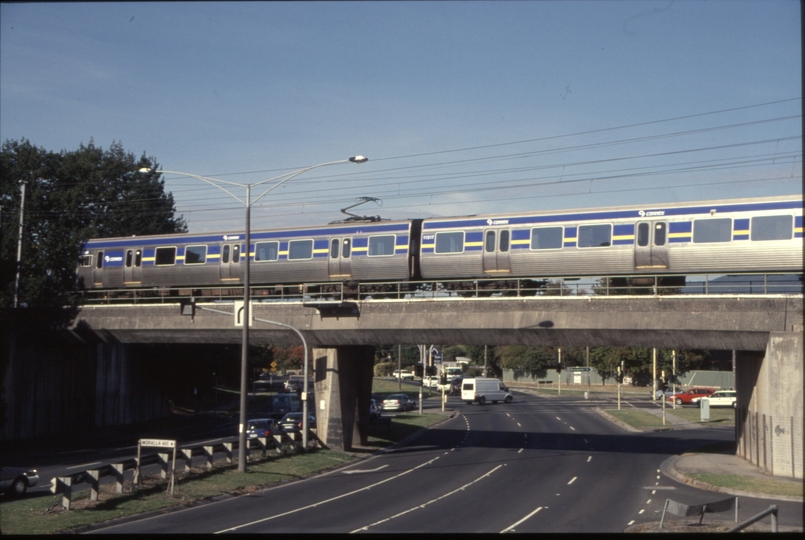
top-left (736, 332), bottom-right (803, 479)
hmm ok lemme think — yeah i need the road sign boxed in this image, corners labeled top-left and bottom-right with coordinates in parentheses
top-left (234, 300), bottom-right (253, 327)
top-left (139, 439), bottom-right (176, 448)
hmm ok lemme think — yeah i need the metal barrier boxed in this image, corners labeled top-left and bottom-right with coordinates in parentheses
top-left (50, 434), bottom-right (290, 510)
top-left (728, 505), bottom-right (779, 533)
top-left (660, 496), bottom-right (738, 528)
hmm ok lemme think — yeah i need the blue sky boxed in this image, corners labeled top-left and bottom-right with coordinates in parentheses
top-left (1, 1), bottom-right (801, 233)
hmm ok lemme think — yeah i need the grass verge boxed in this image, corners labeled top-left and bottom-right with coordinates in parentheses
top-left (0, 411), bottom-right (445, 535)
top-left (688, 472), bottom-right (803, 498)
top-left (603, 409), bottom-right (667, 428)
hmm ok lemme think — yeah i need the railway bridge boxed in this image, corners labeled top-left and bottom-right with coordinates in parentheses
top-left (3, 293), bottom-right (802, 479)
top-left (61, 294), bottom-right (803, 479)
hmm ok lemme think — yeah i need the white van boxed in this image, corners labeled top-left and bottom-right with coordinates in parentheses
top-left (461, 377), bottom-right (513, 405)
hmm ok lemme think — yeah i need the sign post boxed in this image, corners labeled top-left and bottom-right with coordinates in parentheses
top-left (136, 439), bottom-right (178, 495)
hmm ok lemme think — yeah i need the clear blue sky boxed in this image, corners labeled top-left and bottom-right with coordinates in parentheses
top-left (2, 1), bottom-right (801, 233)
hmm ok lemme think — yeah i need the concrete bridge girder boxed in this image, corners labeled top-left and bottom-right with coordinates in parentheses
top-left (68, 296), bottom-right (802, 350)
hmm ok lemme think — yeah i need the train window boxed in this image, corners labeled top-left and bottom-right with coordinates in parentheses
top-left (96, 251), bottom-right (103, 268)
top-left (185, 245), bottom-right (207, 264)
top-left (232, 244), bottom-right (240, 263)
top-left (222, 245), bottom-right (230, 264)
top-left (637, 223), bottom-right (649, 247)
top-left (435, 232), bottom-right (464, 253)
top-left (578, 224), bottom-right (611, 248)
top-left (530, 227), bottom-right (563, 250)
top-left (155, 247), bottom-right (177, 266)
top-left (342, 238), bottom-right (351, 258)
top-left (693, 218), bottom-right (731, 243)
top-left (134, 250), bottom-right (142, 267)
top-left (125, 250), bottom-right (133, 267)
top-left (655, 223), bottom-right (667, 246)
top-left (751, 215), bottom-right (793, 241)
top-left (500, 230), bottom-right (510, 252)
top-left (368, 235), bottom-right (395, 256)
top-left (330, 239), bottom-right (339, 258)
top-left (288, 239), bottom-right (313, 260)
top-left (485, 231), bottom-right (495, 252)
top-left (80, 254), bottom-right (92, 267)
top-left (255, 241), bottom-right (279, 261)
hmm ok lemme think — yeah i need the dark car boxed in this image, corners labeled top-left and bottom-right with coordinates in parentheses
top-left (449, 376), bottom-right (465, 396)
top-left (245, 418), bottom-right (282, 439)
top-left (278, 413), bottom-right (317, 432)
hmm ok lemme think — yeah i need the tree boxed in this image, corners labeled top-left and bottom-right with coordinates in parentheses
top-left (499, 345), bottom-right (558, 380)
top-left (0, 139), bottom-right (186, 308)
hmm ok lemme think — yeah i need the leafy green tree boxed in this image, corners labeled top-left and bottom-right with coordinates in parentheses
top-left (0, 139), bottom-right (186, 308)
top-left (500, 345), bottom-right (558, 380)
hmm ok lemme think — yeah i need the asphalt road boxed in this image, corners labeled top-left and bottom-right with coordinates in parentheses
top-left (81, 390), bottom-right (801, 533)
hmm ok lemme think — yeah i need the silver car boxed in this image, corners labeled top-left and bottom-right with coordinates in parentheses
top-left (382, 393), bottom-right (416, 412)
top-left (1, 467), bottom-right (39, 498)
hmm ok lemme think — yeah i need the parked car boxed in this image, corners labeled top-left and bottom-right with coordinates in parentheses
top-left (245, 418), bottom-right (282, 439)
top-left (278, 412), bottom-right (317, 432)
top-left (667, 388), bottom-right (715, 405)
top-left (370, 399), bottom-right (381, 419)
top-left (393, 370), bottom-right (415, 380)
top-left (0, 467), bottom-right (39, 498)
top-left (652, 388), bottom-right (675, 400)
top-left (382, 393), bottom-right (416, 412)
top-left (699, 390), bottom-right (737, 408)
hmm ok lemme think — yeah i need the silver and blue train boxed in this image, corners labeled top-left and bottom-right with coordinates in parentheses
top-left (77, 195), bottom-right (803, 294)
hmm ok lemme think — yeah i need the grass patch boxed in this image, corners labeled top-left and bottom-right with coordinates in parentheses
top-left (0, 449), bottom-right (356, 535)
top-left (689, 472), bottom-right (803, 498)
top-left (666, 407), bottom-right (735, 425)
top-left (603, 409), bottom-right (666, 428)
top-left (367, 413), bottom-right (444, 448)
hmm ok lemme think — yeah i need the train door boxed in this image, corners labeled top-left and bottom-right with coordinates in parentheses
top-left (634, 221), bottom-right (669, 269)
top-left (123, 248), bottom-right (143, 284)
top-left (483, 229), bottom-right (511, 273)
top-left (220, 243), bottom-right (242, 281)
top-left (328, 238), bottom-right (352, 278)
top-left (93, 250), bottom-right (104, 285)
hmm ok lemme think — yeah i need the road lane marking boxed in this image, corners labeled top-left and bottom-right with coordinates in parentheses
top-left (518, 448), bottom-right (523, 453)
top-left (587, 456), bottom-right (592, 462)
top-left (569, 426), bottom-right (575, 431)
top-left (68, 462), bottom-right (101, 469)
top-left (341, 465), bottom-right (388, 475)
top-left (351, 465), bottom-right (504, 533)
top-left (638, 509), bottom-right (645, 514)
top-left (567, 477), bottom-right (577, 485)
top-left (501, 506), bottom-right (543, 533)
top-left (215, 456), bottom-right (441, 533)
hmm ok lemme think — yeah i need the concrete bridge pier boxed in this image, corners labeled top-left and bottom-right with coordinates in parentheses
top-left (736, 331), bottom-right (803, 479)
top-left (313, 346), bottom-right (375, 452)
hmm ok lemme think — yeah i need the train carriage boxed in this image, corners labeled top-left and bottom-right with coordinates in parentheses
top-left (418, 195), bottom-right (803, 282)
top-left (77, 219), bottom-right (421, 293)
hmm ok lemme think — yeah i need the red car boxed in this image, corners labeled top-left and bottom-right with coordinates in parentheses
top-left (667, 388), bottom-right (715, 405)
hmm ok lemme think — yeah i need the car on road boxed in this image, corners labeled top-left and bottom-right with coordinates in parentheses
top-left (393, 370), bottom-right (415, 380)
top-left (448, 376), bottom-right (465, 396)
top-left (423, 375), bottom-right (441, 389)
top-left (667, 388), bottom-right (715, 405)
top-left (278, 413), bottom-right (317, 432)
top-left (0, 466), bottom-right (39, 498)
top-left (245, 418), bottom-right (282, 439)
top-left (698, 390), bottom-right (737, 408)
top-left (382, 393), bottom-right (416, 412)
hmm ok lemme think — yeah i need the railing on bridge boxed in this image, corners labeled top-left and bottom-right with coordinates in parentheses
top-left (80, 272), bottom-right (803, 305)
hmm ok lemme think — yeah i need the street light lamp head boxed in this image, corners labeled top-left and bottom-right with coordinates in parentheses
top-left (138, 167), bottom-right (153, 173)
top-left (349, 155), bottom-right (368, 163)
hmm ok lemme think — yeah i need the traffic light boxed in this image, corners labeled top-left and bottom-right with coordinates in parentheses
top-left (414, 364), bottom-right (424, 377)
top-left (426, 365), bottom-right (437, 376)
top-left (439, 375), bottom-right (447, 385)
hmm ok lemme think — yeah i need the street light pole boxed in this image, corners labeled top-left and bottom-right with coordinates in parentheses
top-left (140, 155), bottom-right (367, 472)
top-left (14, 180), bottom-right (27, 308)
